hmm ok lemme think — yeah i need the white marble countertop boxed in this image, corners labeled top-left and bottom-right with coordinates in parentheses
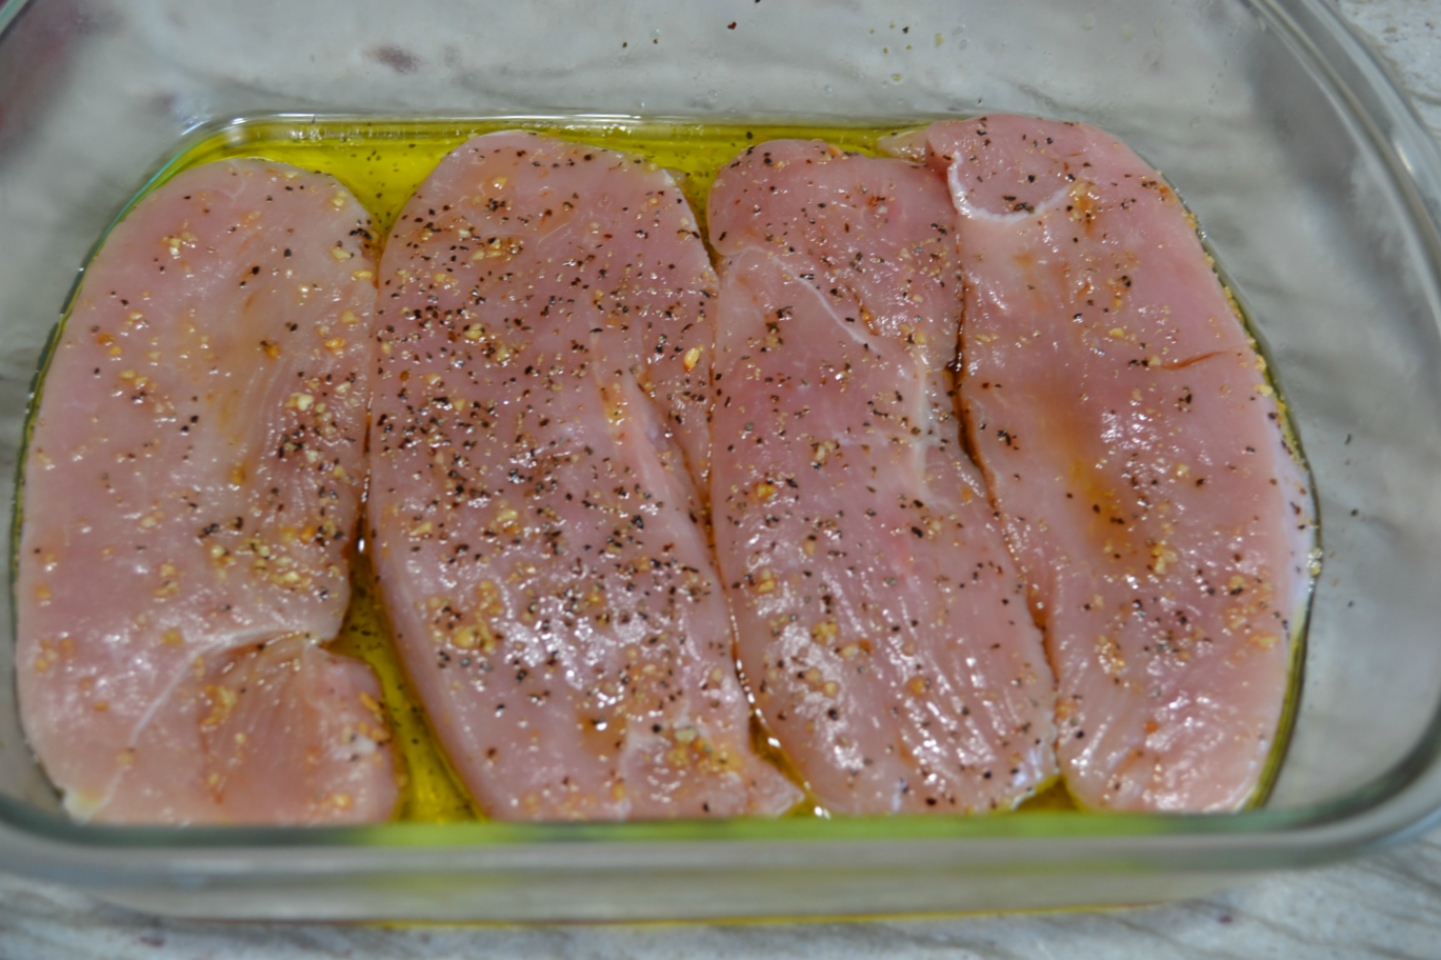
top-left (1, 1), bottom-right (1439, 957)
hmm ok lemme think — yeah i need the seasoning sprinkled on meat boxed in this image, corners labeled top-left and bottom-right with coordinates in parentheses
top-left (904, 116), bottom-right (1316, 811)
top-left (708, 140), bottom-right (1058, 814)
top-left (370, 132), bottom-right (801, 820)
top-left (16, 159), bottom-right (396, 824)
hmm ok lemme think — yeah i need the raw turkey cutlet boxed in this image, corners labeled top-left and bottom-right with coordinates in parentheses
top-left (369, 131), bottom-right (801, 820)
top-left (16, 159), bottom-right (397, 824)
top-left (903, 116), bottom-right (1315, 811)
top-left (707, 140), bottom-right (1058, 815)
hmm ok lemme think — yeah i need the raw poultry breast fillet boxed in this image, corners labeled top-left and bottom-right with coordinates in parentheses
top-left (907, 116), bottom-right (1315, 811)
top-left (370, 131), bottom-right (801, 820)
top-left (16, 159), bottom-right (397, 824)
top-left (708, 141), bottom-right (1058, 815)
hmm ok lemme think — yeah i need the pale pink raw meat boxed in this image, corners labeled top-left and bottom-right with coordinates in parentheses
top-left (370, 131), bottom-right (800, 820)
top-left (907, 116), bottom-right (1316, 811)
top-left (16, 159), bottom-right (397, 824)
top-left (707, 141), bottom-right (1057, 815)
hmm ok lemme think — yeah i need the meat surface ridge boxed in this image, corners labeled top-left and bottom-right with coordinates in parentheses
top-left (707, 140), bottom-right (1058, 815)
top-left (370, 131), bottom-right (801, 820)
top-left (16, 159), bottom-right (397, 824)
top-left (909, 116), bottom-right (1316, 811)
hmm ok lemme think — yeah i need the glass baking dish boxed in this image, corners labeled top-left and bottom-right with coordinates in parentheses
top-left (0, 0), bottom-right (1439, 922)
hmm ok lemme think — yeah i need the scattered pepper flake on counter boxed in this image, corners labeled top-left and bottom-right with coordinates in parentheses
top-left (16, 159), bottom-right (398, 824)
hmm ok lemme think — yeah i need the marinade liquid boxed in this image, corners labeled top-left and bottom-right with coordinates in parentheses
top-left (93, 117), bottom-right (1306, 821)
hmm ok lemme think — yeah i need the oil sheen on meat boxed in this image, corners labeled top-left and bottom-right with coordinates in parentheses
top-left (904, 116), bottom-right (1315, 811)
top-left (369, 131), bottom-right (801, 820)
top-left (708, 141), bottom-right (1058, 814)
top-left (16, 159), bottom-right (397, 824)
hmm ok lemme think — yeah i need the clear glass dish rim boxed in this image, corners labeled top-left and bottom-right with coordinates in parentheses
top-left (0, 0), bottom-right (1437, 881)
